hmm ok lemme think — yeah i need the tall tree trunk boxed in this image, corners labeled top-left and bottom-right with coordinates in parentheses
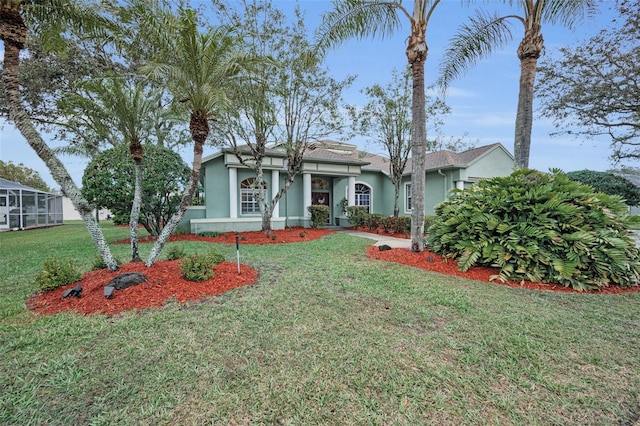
top-left (145, 112), bottom-right (207, 266)
top-left (1, 15), bottom-right (118, 271)
top-left (129, 160), bottom-right (143, 262)
top-left (409, 60), bottom-right (427, 252)
top-left (393, 179), bottom-right (400, 218)
top-left (514, 56), bottom-right (538, 169)
top-left (261, 209), bottom-right (272, 236)
top-left (514, 25), bottom-right (543, 169)
top-left (407, 18), bottom-right (428, 252)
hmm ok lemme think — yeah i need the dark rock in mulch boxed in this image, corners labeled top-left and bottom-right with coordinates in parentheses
top-left (378, 244), bottom-right (392, 251)
top-left (107, 272), bottom-right (148, 290)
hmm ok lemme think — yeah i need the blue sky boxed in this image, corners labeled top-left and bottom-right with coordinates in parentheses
top-left (0, 0), bottom-right (627, 191)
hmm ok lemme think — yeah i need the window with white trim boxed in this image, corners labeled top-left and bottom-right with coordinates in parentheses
top-left (355, 183), bottom-right (371, 213)
top-left (240, 178), bottom-right (266, 215)
top-left (405, 183), bottom-right (412, 211)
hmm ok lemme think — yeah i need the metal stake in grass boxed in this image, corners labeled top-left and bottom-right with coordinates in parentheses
top-left (236, 235), bottom-right (240, 274)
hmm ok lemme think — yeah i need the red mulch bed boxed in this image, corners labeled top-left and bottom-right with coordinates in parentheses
top-left (27, 260), bottom-right (259, 316)
top-left (28, 228), bottom-right (335, 316)
top-left (367, 246), bottom-right (640, 294)
top-left (114, 227), bottom-right (335, 245)
top-left (28, 227), bottom-right (637, 317)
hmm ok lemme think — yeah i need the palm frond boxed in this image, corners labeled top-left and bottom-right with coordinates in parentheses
top-left (314, 0), bottom-right (404, 57)
top-left (438, 9), bottom-right (516, 92)
top-left (538, 0), bottom-right (598, 28)
top-left (20, 0), bottom-right (118, 52)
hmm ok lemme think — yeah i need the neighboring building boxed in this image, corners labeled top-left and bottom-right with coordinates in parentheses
top-left (0, 178), bottom-right (63, 230)
top-left (62, 197), bottom-right (111, 221)
top-left (178, 140), bottom-right (515, 233)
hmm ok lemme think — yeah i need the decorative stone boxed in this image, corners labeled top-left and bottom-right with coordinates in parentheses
top-left (107, 272), bottom-right (148, 290)
top-left (378, 244), bottom-right (392, 251)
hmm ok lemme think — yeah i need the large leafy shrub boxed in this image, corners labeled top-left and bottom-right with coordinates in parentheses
top-left (426, 169), bottom-right (640, 291)
top-left (35, 257), bottom-right (82, 292)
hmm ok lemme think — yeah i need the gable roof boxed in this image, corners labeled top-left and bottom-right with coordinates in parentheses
top-left (403, 143), bottom-right (513, 174)
top-left (202, 140), bottom-right (513, 175)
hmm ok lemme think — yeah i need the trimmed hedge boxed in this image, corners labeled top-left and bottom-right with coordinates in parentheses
top-left (426, 169), bottom-right (640, 291)
top-left (307, 205), bottom-right (329, 228)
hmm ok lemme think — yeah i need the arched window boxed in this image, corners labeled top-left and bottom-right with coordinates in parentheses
top-left (355, 183), bottom-right (371, 212)
top-left (311, 178), bottom-right (330, 190)
top-left (240, 178), bottom-right (266, 215)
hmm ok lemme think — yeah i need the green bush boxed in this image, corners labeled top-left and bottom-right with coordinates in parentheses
top-left (364, 214), bottom-right (384, 231)
top-left (393, 216), bottom-right (411, 235)
top-left (206, 249), bottom-right (225, 265)
top-left (345, 206), bottom-right (368, 228)
top-left (179, 249), bottom-right (225, 282)
top-left (426, 169), bottom-right (640, 291)
top-left (566, 169), bottom-right (640, 206)
top-left (35, 257), bottom-right (83, 292)
top-left (111, 212), bottom-right (129, 226)
top-left (197, 231), bottom-right (221, 237)
top-left (386, 216), bottom-right (411, 235)
top-left (165, 244), bottom-right (187, 261)
top-left (307, 205), bottom-right (329, 228)
top-left (90, 254), bottom-right (121, 271)
top-left (381, 216), bottom-right (396, 233)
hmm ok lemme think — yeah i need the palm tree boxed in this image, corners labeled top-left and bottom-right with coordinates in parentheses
top-left (76, 76), bottom-right (157, 262)
top-left (1, 0), bottom-right (119, 271)
top-left (132, 3), bottom-right (259, 266)
top-left (439, 0), bottom-right (596, 169)
top-left (316, 0), bottom-right (442, 252)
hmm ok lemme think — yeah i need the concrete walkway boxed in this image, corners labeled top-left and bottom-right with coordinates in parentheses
top-left (338, 229), bottom-right (412, 248)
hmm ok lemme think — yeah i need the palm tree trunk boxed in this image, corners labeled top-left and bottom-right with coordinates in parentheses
top-left (129, 160), bottom-right (143, 262)
top-left (145, 113), bottom-right (207, 266)
top-left (1, 22), bottom-right (118, 271)
top-left (514, 56), bottom-right (538, 169)
top-left (514, 24), bottom-right (543, 169)
top-left (409, 59), bottom-right (427, 252)
top-left (407, 15), bottom-right (428, 252)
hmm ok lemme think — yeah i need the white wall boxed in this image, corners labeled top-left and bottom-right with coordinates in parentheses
top-left (62, 197), bottom-right (111, 221)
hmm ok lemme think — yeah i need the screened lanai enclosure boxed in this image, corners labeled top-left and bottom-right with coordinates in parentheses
top-left (0, 178), bottom-right (63, 231)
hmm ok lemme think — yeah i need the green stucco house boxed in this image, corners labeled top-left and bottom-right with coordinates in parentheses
top-left (179, 140), bottom-right (515, 233)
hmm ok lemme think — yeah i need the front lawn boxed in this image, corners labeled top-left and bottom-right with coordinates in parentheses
top-left (1, 222), bottom-right (639, 424)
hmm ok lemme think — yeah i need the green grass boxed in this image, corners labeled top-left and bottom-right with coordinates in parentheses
top-left (1, 222), bottom-right (640, 425)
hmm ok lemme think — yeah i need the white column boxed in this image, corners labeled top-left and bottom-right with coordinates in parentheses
top-left (456, 180), bottom-right (465, 190)
top-left (229, 167), bottom-right (238, 218)
top-left (347, 176), bottom-right (356, 206)
top-left (271, 170), bottom-right (280, 218)
top-left (303, 173), bottom-right (312, 218)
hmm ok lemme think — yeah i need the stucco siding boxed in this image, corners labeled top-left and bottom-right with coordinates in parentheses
top-left (203, 157), bottom-right (230, 218)
top-left (464, 148), bottom-right (514, 179)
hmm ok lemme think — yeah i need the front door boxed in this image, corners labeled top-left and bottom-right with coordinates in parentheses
top-left (312, 191), bottom-right (330, 224)
top-left (0, 191), bottom-right (8, 230)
